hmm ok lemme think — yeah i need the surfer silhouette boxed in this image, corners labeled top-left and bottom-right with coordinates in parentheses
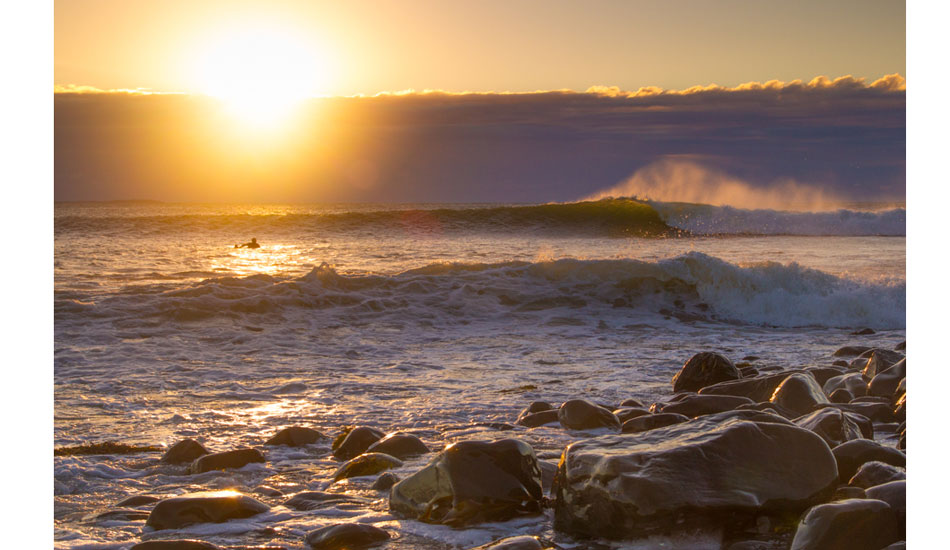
top-left (235, 237), bottom-right (260, 249)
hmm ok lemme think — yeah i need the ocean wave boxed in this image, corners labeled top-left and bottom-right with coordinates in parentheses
top-left (57, 253), bottom-right (906, 329)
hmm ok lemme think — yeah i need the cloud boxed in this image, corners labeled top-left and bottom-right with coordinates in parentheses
top-left (54, 74), bottom-right (905, 204)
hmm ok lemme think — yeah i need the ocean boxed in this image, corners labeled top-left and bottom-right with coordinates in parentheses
top-left (53, 199), bottom-right (906, 549)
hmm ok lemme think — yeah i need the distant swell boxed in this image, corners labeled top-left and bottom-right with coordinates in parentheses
top-left (56, 253), bottom-right (906, 330)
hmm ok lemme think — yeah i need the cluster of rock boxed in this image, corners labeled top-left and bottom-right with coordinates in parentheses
top-left (98, 343), bottom-right (905, 549)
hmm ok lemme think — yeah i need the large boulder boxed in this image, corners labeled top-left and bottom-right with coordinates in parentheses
top-left (304, 523), bottom-right (390, 550)
top-left (805, 366), bottom-right (848, 387)
top-left (789, 499), bottom-right (900, 550)
top-left (553, 418), bottom-right (839, 539)
top-left (793, 408), bottom-right (865, 447)
top-left (823, 373), bottom-right (868, 398)
top-left (621, 413), bottom-right (689, 433)
top-left (700, 371), bottom-right (805, 403)
top-left (557, 399), bottom-right (621, 431)
top-left (770, 374), bottom-right (829, 417)
top-left (866, 480), bottom-right (906, 534)
top-left (265, 426), bottom-right (325, 447)
top-left (832, 440), bottom-right (906, 483)
top-left (651, 394), bottom-right (754, 418)
top-left (868, 359), bottom-right (906, 398)
top-left (333, 427), bottom-right (385, 461)
top-left (366, 433), bottom-right (429, 459)
top-left (145, 492), bottom-right (269, 530)
top-left (161, 439), bottom-right (209, 465)
top-left (332, 453), bottom-right (403, 482)
top-left (848, 461), bottom-right (906, 489)
top-left (672, 352), bottom-right (741, 393)
top-left (188, 448), bottom-right (265, 474)
top-left (390, 439), bottom-right (542, 526)
top-left (860, 349), bottom-right (904, 379)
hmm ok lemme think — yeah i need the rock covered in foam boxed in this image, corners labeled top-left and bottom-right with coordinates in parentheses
top-left (145, 492), bottom-right (270, 530)
top-left (672, 351), bottom-right (741, 393)
top-left (770, 373), bottom-right (829, 417)
top-left (789, 499), bottom-right (900, 550)
top-left (389, 439), bottom-right (543, 526)
top-left (188, 448), bottom-right (265, 474)
top-left (557, 399), bottom-right (620, 431)
top-left (553, 418), bottom-right (838, 539)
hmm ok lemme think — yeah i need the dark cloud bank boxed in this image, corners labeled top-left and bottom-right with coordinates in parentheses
top-left (54, 75), bottom-right (905, 204)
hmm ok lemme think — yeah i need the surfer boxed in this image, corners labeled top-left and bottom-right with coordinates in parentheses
top-left (235, 237), bottom-right (261, 249)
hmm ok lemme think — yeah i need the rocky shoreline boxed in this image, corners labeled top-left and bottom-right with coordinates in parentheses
top-left (55, 342), bottom-right (906, 550)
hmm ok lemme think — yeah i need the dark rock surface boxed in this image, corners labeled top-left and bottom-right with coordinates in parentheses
top-left (612, 407), bottom-right (651, 423)
top-left (833, 345), bottom-right (872, 357)
top-left (131, 541), bottom-right (222, 550)
top-left (366, 433), bottom-right (429, 459)
top-left (117, 495), bottom-right (160, 507)
top-left (161, 439), bottom-right (209, 465)
top-left (860, 349), bottom-right (904, 379)
top-left (652, 394), bottom-right (754, 418)
top-left (189, 449), bottom-right (265, 474)
top-left (557, 399), bottom-right (621, 431)
top-left (672, 352), bottom-right (741, 393)
top-left (804, 366), bottom-right (847, 387)
top-left (867, 359), bottom-right (905, 398)
top-left (554, 418), bottom-right (838, 539)
top-left (390, 439), bottom-right (542, 526)
top-left (304, 523), bottom-right (390, 550)
top-left (470, 535), bottom-right (555, 550)
top-left (829, 389), bottom-right (854, 403)
top-left (145, 493), bottom-right (270, 530)
top-left (823, 373), bottom-right (869, 398)
top-left (700, 371), bottom-right (804, 403)
top-left (332, 453), bottom-right (403, 482)
top-left (789, 499), bottom-right (900, 550)
top-left (832, 440), bottom-right (906, 483)
top-left (848, 461), bottom-right (906, 489)
top-left (621, 412), bottom-right (690, 433)
top-left (770, 374), bottom-right (829, 417)
top-left (264, 426), bottom-right (325, 447)
top-left (516, 409), bottom-right (559, 427)
top-left (372, 472), bottom-right (400, 491)
top-left (333, 427), bottom-right (385, 461)
top-left (284, 491), bottom-right (365, 511)
top-left (866, 480), bottom-right (906, 532)
top-left (793, 408), bottom-right (865, 447)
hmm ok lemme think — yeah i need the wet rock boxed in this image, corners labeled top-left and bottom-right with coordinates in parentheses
top-left (264, 426), bottom-right (325, 447)
top-left (793, 408), bottom-right (865, 447)
top-left (161, 439), bottom-right (209, 465)
top-left (372, 472), bottom-right (400, 491)
top-left (117, 495), bottom-right (160, 507)
top-left (789, 499), bottom-right (900, 550)
top-left (832, 440), bottom-right (906, 483)
top-left (866, 480), bottom-right (906, 532)
top-left (685, 408), bottom-right (794, 426)
top-left (621, 412), bottom-right (689, 433)
top-left (390, 438), bottom-right (542, 526)
top-left (516, 409), bottom-right (559, 427)
top-left (652, 394), bottom-right (754, 418)
top-left (819, 402), bottom-right (894, 422)
top-left (620, 398), bottom-right (644, 408)
top-left (851, 328), bottom-right (875, 335)
top-left (332, 453), bottom-right (403, 482)
top-left (470, 535), bottom-right (555, 550)
top-left (833, 486), bottom-right (866, 500)
top-left (885, 542), bottom-right (906, 550)
top-left (829, 389), bottom-right (854, 403)
top-left (131, 541), bottom-right (222, 550)
top-left (833, 345), bottom-right (872, 357)
top-left (145, 492), bottom-right (270, 530)
top-left (93, 508), bottom-right (151, 521)
top-left (557, 399), bottom-right (620, 431)
top-left (189, 448), bottom-right (265, 474)
top-left (898, 427), bottom-right (905, 450)
top-left (894, 341), bottom-right (905, 351)
top-left (554, 418), bottom-right (838, 539)
top-left (699, 371), bottom-right (804, 403)
top-left (738, 366), bottom-right (759, 378)
top-left (868, 359), bottom-right (905, 398)
top-left (893, 394), bottom-right (905, 422)
top-left (517, 401), bottom-right (553, 421)
top-left (894, 378), bottom-right (906, 399)
top-left (613, 407), bottom-right (651, 423)
top-left (672, 352), bottom-right (741, 393)
top-left (284, 491), bottom-right (364, 511)
top-left (833, 359), bottom-right (850, 368)
top-left (770, 373), bottom-right (829, 417)
top-left (848, 461), bottom-right (906, 489)
top-left (539, 460), bottom-right (558, 494)
top-left (304, 523), bottom-right (390, 550)
top-left (805, 366), bottom-right (847, 387)
top-left (734, 401), bottom-right (799, 419)
top-left (366, 433), bottom-right (429, 459)
top-left (850, 396), bottom-right (890, 404)
top-left (333, 427), bottom-right (385, 461)
top-left (859, 349), bottom-right (904, 379)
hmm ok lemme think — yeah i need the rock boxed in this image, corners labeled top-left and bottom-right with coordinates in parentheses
top-left (284, 491), bottom-right (364, 511)
top-left (93, 508), bottom-right (151, 521)
top-left (620, 398), bottom-right (645, 408)
top-left (821, 372), bottom-right (868, 397)
top-left (793, 408), bottom-right (865, 447)
top-left (516, 401), bottom-right (553, 422)
top-left (516, 409), bottom-right (559, 427)
top-left (829, 389), bottom-right (854, 403)
top-left (613, 407), bottom-right (651, 423)
top-left (734, 401), bottom-right (799, 419)
top-left (848, 461), bottom-right (906, 489)
top-left (789, 499), bottom-right (900, 550)
top-left (700, 371), bottom-right (804, 403)
top-left (885, 542), bottom-right (906, 550)
top-left (850, 396), bottom-right (890, 404)
top-left (189, 448), bottom-right (265, 474)
top-left (390, 439), bottom-right (542, 526)
top-left (833, 345), bottom-right (872, 357)
top-left (161, 439), bottom-right (209, 465)
top-left (868, 359), bottom-right (905, 398)
top-left (117, 495), bottom-right (160, 507)
top-left (770, 374), bottom-right (829, 417)
top-left (131, 541), bottom-right (222, 550)
top-left (685, 408), bottom-right (794, 426)
top-left (145, 492), bottom-right (270, 530)
top-left (819, 402), bottom-right (894, 422)
top-left (893, 394), bottom-right (905, 422)
top-left (851, 328), bottom-right (875, 335)
top-left (804, 366), bottom-right (847, 387)
top-left (332, 453), bottom-right (403, 482)
top-left (860, 349), bottom-right (904, 379)
top-left (265, 426), bottom-right (325, 447)
top-left (652, 394), bottom-right (754, 418)
top-left (866, 480), bottom-right (906, 532)
top-left (554, 418), bottom-right (838, 539)
top-left (304, 523), bottom-right (390, 550)
top-left (738, 366), bottom-right (759, 378)
top-left (833, 486), bottom-right (866, 500)
top-left (898, 428), bottom-right (905, 450)
top-left (672, 352), bottom-right (741, 392)
top-left (894, 378), bottom-right (906, 399)
top-left (832, 440), bottom-right (906, 483)
top-left (894, 341), bottom-right (905, 351)
top-left (366, 433), bottom-right (429, 459)
top-left (372, 472), bottom-right (400, 491)
top-left (557, 399), bottom-right (620, 431)
top-left (621, 412), bottom-right (689, 433)
top-left (470, 535), bottom-right (554, 550)
top-left (832, 359), bottom-right (850, 367)
top-left (333, 427), bottom-right (385, 461)
top-left (538, 460), bottom-right (558, 494)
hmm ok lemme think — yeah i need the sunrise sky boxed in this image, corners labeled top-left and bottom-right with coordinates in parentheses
top-left (52, 0), bottom-right (907, 203)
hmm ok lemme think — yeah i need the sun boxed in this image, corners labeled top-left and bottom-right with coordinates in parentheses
top-left (193, 26), bottom-right (328, 127)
